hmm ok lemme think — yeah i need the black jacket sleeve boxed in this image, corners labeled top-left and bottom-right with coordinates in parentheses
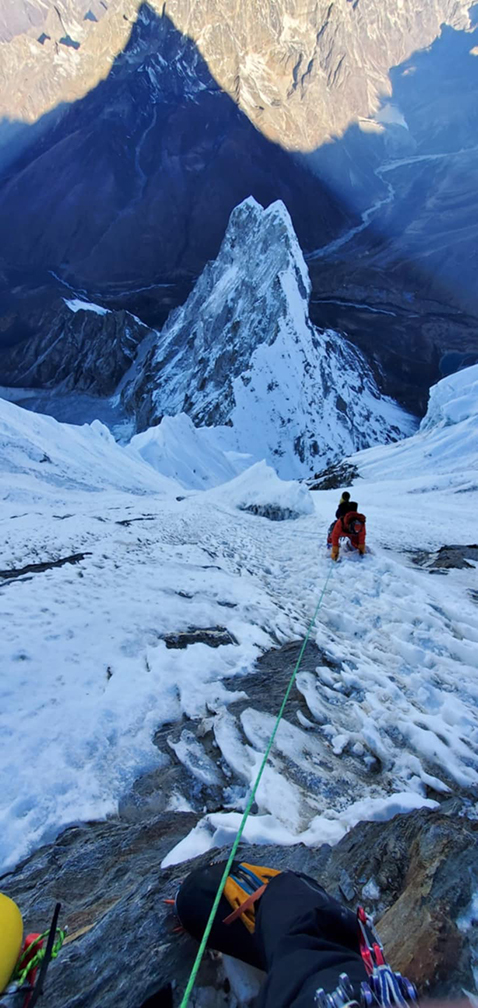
top-left (254, 872), bottom-right (368, 1008)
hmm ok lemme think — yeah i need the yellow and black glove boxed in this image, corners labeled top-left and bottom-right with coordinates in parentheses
top-left (331, 546), bottom-right (339, 561)
top-left (357, 544), bottom-right (365, 556)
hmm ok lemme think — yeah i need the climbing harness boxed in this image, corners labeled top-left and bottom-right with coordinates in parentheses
top-left (178, 564), bottom-right (336, 1008)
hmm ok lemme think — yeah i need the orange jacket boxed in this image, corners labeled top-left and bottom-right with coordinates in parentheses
top-left (330, 511), bottom-right (366, 549)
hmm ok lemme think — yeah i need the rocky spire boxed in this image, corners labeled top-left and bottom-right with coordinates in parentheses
top-left (122, 197), bottom-right (415, 476)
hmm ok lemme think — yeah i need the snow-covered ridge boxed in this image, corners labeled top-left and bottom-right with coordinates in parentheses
top-left (420, 362), bottom-right (478, 431)
top-left (348, 362), bottom-right (478, 489)
top-left (123, 197), bottom-right (415, 477)
top-left (0, 396), bottom-right (179, 497)
top-left (128, 413), bottom-right (249, 490)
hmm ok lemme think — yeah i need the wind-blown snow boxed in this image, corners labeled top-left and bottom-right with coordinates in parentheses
top-left (0, 365), bottom-right (477, 873)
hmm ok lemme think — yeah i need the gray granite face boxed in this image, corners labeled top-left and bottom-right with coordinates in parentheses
top-left (1, 806), bottom-right (476, 1007)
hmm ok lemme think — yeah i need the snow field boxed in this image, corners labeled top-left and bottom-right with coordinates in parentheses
top-left (1, 367), bottom-right (478, 873)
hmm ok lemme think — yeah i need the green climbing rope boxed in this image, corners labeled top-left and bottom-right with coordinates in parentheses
top-left (179, 562), bottom-right (335, 1008)
top-left (12, 929), bottom-right (66, 987)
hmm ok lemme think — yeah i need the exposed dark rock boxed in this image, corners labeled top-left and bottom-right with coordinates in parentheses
top-left (0, 8), bottom-right (349, 291)
top-left (0, 287), bottom-right (152, 394)
top-left (162, 627), bottom-right (238, 649)
top-left (307, 462), bottom-right (361, 491)
top-left (0, 552), bottom-right (91, 582)
top-left (239, 504), bottom-right (303, 522)
top-left (1, 809), bottom-right (476, 1006)
top-left (116, 515), bottom-right (157, 526)
top-left (410, 544), bottom-right (478, 571)
top-left (309, 274), bottom-right (478, 417)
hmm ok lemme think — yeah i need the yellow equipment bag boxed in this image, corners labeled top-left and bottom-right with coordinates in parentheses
top-left (0, 893), bottom-right (23, 992)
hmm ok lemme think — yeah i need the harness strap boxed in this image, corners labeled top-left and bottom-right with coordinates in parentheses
top-left (223, 885), bottom-right (266, 928)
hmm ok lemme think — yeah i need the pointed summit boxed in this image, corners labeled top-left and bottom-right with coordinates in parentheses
top-left (123, 198), bottom-right (415, 476)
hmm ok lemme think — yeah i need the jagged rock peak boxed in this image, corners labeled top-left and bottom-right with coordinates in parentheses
top-left (223, 195), bottom-right (311, 296)
top-left (122, 197), bottom-right (415, 476)
top-left (122, 196), bottom-right (312, 429)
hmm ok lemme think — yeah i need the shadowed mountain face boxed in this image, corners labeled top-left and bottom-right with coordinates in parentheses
top-left (0, 0), bottom-right (470, 153)
top-left (0, 2), bottom-right (478, 418)
top-left (0, 5), bottom-right (351, 289)
top-left (302, 14), bottom-right (478, 412)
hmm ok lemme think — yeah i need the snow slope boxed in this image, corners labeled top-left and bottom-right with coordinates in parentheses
top-left (0, 366), bottom-right (477, 873)
top-left (163, 364), bottom-right (478, 863)
top-left (346, 362), bottom-right (478, 490)
top-left (0, 397), bottom-right (180, 498)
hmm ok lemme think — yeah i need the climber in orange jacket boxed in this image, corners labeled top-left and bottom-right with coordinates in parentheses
top-left (329, 511), bottom-right (366, 560)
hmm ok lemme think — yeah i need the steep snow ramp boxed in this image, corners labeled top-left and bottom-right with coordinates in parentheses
top-left (128, 413), bottom-right (249, 490)
top-left (0, 396), bottom-right (179, 497)
top-left (161, 365), bottom-right (478, 869)
top-left (123, 198), bottom-right (415, 477)
top-left (349, 363), bottom-right (478, 491)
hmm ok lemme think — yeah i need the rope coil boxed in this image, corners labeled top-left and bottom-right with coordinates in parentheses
top-left (12, 929), bottom-right (66, 988)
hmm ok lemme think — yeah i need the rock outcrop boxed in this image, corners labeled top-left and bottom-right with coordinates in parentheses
top-left (1, 808), bottom-right (476, 1006)
top-left (0, 291), bottom-right (151, 395)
